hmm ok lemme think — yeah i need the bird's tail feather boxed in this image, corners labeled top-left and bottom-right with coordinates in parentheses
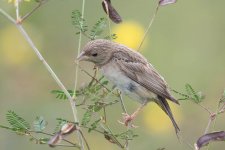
top-left (156, 96), bottom-right (180, 134)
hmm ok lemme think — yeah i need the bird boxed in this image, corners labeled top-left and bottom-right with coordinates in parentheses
top-left (77, 39), bottom-right (180, 134)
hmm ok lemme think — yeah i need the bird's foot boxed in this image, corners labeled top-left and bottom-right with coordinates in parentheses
top-left (118, 113), bottom-right (138, 128)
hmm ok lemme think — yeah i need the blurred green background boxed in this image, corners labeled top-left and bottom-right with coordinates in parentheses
top-left (0, 0), bottom-right (225, 150)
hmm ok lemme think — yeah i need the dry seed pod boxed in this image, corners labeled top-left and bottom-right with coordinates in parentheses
top-left (194, 131), bottom-right (225, 150)
top-left (48, 132), bottom-right (62, 147)
top-left (60, 123), bottom-right (76, 135)
top-left (102, 0), bottom-right (122, 24)
top-left (159, 0), bottom-right (177, 6)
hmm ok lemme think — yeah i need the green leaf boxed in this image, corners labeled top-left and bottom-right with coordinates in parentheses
top-left (71, 10), bottom-right (88, 33)
top-left (81, 109), bottom-right (92, 126)
top-left (39, 138), bottom-right (50, 144)
top-left (0, 124), bottom-right (15, 131)
top-left (89, 18), bottom-right (107, 40)
top-left (6, 111), bottom-right (30, 131)
top-left (51, 90), bottom-right (75, 100)
top-left (93, 102), bottom-right (104, 112)
top-left (54, 118), bottom-right (68, 133)
top-left (185, 84), bottom-right (203, 103)
top-left (219, 89), bottom-right (225, 104)
top-left (88, 119), bottom-right (101, 133)
top-left (101, 80), bottom-right (109, 85)
top-left (115, 130), bottom-right (138, 140)
top-left (104, 34), bottom-right (117, 40)
top-left (33, 116), bottom-right (47, 132)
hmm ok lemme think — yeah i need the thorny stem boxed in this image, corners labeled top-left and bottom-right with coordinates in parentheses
top-left (138, 4), bottom-right (159, 51)
top-left (0, 8), bottom-right (85, 149)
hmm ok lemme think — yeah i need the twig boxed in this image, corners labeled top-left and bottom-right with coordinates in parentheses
top-left (138, 4), bottom-right (159, 51)
top-left (78, 130), bottom-right (90, 150)
top-left (197, 103), bottom-right (212, 115)
top-left (15, 0), bottom-right (20, 22)
top-left (73, 0), bottom-right (86, 99)
top-left (101, 124), bottom-right (124, 148)
top-left (71, 0), bottom-right (87, 149)
top-left (204, 117), bottom-right (213, 135)
top-left (172, 89), bottom-right (212, 114)
top-left (11, 130), bottom-right (80, 148)
top-left (77, 64), bottom-right (112, 93)
top-left (102, 0), bottom-right (112, 41)
top-left (20, 0), bottom-right (49, 22)
top-left (118, 91), bottom-right (127, 114)
top-left (118, 93), bottom-right (129, 150)
top-left (0, 8), bottom-right (84, 149)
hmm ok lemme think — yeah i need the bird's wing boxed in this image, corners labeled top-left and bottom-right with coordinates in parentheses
top-left (113, 51), bottom-right (179, 104)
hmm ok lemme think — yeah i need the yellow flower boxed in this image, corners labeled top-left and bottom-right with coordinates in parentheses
top-left (8, 0), bottom-right (30, 6)
top-left (112, 21), bottom-right (148, 50)
top-left (142, 102), bottom-right (182, 134)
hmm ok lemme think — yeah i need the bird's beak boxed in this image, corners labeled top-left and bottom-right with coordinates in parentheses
top-left (76, 51), bottom-right (89, 61)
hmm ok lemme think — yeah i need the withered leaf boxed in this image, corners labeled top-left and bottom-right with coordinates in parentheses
top-left (195, 131), bottom-right (225, 150)
top-left (102, 0), bottom-right (122, 24)
top-left (159, 0), bottom-right (177, 6)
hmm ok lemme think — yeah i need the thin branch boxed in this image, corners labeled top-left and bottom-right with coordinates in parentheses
top-left (78, 130), bottom-right (90, 150)
top-left (197, 103), bottom-right (212, 115)
top-left (101, 124), bottom-right (124, 148)
top-left (118, 91), bottom-right (127, 114)
top-left (15, 0), bottom-right (20, 22)
top-left (0, 8), bottom-right (16, 23)
top-left (72, 0), bottom-right (87, 149)
top-left (77, 64), bottom-right (113, 93)
top-left (0, 8), bottom-right (84, 149)
top-left (73, 0), bottom-right (86, 99)
top-left (138, 4), bottom-right (159, 51)
top-left (204, 117), bottom-right (213, 135)
top-left (172, 89), bottom-right (212, 114)
top-left (20, 0), bottom-right (49, 22)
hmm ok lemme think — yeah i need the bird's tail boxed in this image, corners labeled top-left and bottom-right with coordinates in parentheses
top-left (156, 95), bottom-right (180, 134)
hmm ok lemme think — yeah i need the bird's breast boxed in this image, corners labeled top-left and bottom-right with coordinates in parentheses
top-left (101, 63), bottom-right (130, 91)
top-left (100, 63), bottom-right (157, 104)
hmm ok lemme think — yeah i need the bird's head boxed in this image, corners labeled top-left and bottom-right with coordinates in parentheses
top-left (77, 39), bottom-right (115, 66)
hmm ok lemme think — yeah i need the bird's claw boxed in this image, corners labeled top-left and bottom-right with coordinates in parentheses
top-left (118, 113), bottom-right (138, 128)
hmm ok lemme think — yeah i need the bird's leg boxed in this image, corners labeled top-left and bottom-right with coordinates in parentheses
top-left (120, 100), bottom-right (148, 127)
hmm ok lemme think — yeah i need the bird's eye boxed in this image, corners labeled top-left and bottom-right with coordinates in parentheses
top-left (92, 53), bottom-right (98, 57)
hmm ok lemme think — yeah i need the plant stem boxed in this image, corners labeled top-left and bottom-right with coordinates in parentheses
top-left (138, 4), bottom-right (159, 51)
top-left (15, 0), bottom-right (20, 21)
top-left (72, 0), bottom-right (86, 149)
top-left (0, 8), bottom-right (84, 149)
top-left (118, 92), bottom-right (131, 150)
top-left (21, 0), bottom-right (49, 22)
top-left (73, 0), bottom-right (86, 99)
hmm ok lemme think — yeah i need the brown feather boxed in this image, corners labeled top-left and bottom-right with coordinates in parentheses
top-left (113, 50), bottom-right (179, 104)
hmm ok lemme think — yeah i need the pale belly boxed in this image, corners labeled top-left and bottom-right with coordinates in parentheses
top-left (101, 63), bottom-right (157, 104)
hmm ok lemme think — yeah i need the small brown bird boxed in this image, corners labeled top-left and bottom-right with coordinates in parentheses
top-left (77, 39), bottom-right (180, 134)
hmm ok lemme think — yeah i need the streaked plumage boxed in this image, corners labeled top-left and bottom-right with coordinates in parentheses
top-left (77, 39), bottom-right (180, 133)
